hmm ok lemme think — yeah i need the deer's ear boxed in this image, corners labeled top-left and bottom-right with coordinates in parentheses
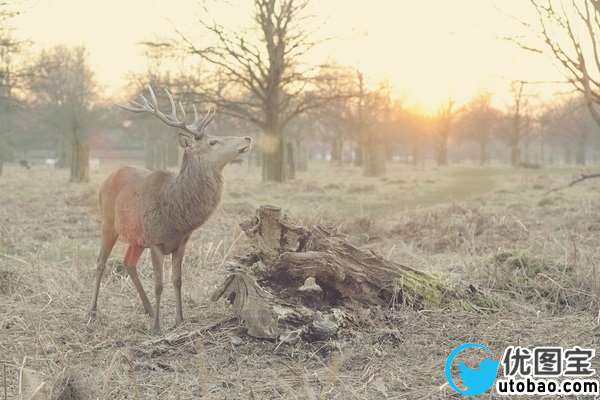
top-left (178, 132), bottom-right (194, 148)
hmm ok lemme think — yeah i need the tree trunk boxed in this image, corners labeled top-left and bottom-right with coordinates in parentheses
top-left (295, 139), bottom-right (308, 172)
top-left (262, 86), bottom-right (286, 182)
top-left (510, 139), bottom-right (520, 167)
top-left (56, 135), bottom-right (70, 169)
top-left (285, 141), bottom-right (296, 180)
top-left (144, 135), bottom-right (155, 170)
top-left (435, 132), bottom-right (448, 166)
top-left (331, 137), bottom-right (343, 165)
top-left (479, 139), bottom-right (488, 165)
top-left (261, 130), bottom-right (286, 182)
top-left (144, 137), bottom-right (169, 171)
top-left (564, 144), bottom-right (573, 164)
top-left (576, 132), bottom-right (587, 165)
top-left (363, 142), bottom-right (386, 177)
top-left (70, 141), bottom-right (89, 183)
top-left (353, 143), bottom-right (363, 167)
top-left (540, 137), bottom-right (545, 165)
top-left (363, 130), bottom-right (386, 177)
top-left (511, 118), bottom-right (520, 166)
top-left (412, 140), bottom-right (421, 168)
top-left (385, 143), bottom-right (395, 162)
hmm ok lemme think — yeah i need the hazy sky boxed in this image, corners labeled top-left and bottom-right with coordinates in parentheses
top-left (12, 0), bottom-right (567, 111)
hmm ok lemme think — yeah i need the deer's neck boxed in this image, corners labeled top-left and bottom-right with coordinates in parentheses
top-left (162, 154), bottom-right (224, 233)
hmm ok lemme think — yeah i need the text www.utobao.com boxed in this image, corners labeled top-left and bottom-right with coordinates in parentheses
top-left (496, 378), bottom-right (599, 396)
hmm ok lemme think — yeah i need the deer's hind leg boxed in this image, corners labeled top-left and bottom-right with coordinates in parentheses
top-left (150, 247), bottom-right (164, 334)
top-left (89, 225), bottom-right (118, 318)
top-left (123, 244), bottom-right (153, 317)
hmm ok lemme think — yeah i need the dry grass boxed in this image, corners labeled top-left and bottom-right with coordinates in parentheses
top-left (1, 161), bottom-right (600, 399)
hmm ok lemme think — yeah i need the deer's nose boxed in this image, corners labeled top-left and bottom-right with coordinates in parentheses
top-left (244, 136), bottom-right (252, 143)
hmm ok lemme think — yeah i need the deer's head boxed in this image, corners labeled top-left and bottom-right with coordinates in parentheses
top-left (120, 85), bottom-right (252, 171)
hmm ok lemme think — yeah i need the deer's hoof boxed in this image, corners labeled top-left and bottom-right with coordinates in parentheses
top-left (87, 310), bottom-right (98, 322)
top-left (143, 307), bottom-right (155, 318)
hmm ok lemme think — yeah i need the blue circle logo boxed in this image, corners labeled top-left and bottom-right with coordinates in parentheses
top-left (444, 343), bottom-right (499, 396)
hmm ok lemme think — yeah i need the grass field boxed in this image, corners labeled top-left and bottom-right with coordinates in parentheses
top-left (1, 161), bottom-right (600, 399)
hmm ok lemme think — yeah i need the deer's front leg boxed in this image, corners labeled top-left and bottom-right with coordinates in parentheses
top-left (171, 236), bottom-right (190, 326)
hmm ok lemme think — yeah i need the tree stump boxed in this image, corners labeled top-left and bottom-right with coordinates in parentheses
top-left (212, 206), bottom-right (492, 341)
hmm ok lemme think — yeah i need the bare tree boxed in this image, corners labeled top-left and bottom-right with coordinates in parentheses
top-left (0, 1), bottom-right (24, 176)
top-left (361, 79), bottom-right (391, 177)
top-left (508, 81), bottom-right (529, 166)
top-left (567, 101), bottom-right (594, 164)
top-left (458, 93), bottom-right (502, 165)
top-left (530, 0), bottom-right (600, 128)
top-left (311, 64), bottom-right (357, 165)
top-left (537, 104), bottom-right (555, 163)
top-left (545, 97), bottom-right (595, 164)
top-left (176, 0), bottom-right (324, 182)
top-left (434, 99), bottom-right (455, 166)
top-left (28, 46), bottom-right (98, 182)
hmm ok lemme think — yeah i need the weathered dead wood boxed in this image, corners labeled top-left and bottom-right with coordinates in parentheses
top-left (239, 205), bottom-right (446, 308)
top-left (213, 206), bottom-right (492, 341)
top-left (211, 271), bottom-right (313, 339)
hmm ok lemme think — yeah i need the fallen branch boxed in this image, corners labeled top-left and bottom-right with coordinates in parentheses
top-left (134, 317), bottom-right (234, 355)
top-left (544, 172), bottom-right (600, 195)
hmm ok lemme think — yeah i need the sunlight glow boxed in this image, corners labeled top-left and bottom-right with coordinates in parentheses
top-left (13, 0), bottom-right (565, 110)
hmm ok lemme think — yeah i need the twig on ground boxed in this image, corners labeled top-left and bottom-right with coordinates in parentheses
top-left (544, 172), bottom-right (600, 195)
top-left (0, 253), bottom-right (30, 266)
top-left (134, 317), bottom-right (235, 355)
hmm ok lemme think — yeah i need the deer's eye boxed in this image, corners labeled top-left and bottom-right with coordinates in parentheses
top-left (209, 139), bottom-right (219, 146)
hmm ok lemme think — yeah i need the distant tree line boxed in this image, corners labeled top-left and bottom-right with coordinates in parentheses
top-left (3, 0), bottom-right (600, 183)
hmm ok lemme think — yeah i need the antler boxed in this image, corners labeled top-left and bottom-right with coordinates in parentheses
top-left (119, 85), bottom-right (215, 138)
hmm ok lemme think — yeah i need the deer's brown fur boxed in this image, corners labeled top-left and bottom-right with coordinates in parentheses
top-left (105, 158), bottom-right (222, 254)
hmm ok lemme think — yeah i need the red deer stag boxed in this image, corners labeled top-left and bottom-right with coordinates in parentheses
top-left (89, 86), bottom-right (252, 333)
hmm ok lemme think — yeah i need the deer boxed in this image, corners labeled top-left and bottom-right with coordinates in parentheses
top-left (89, 85), bottom-right (252, 334)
